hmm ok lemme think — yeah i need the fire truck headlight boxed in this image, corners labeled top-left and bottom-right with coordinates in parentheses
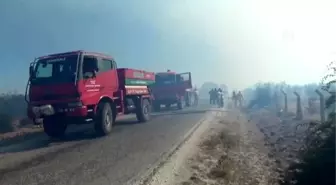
top-left (40, 105), bottom-right (55, 116)
top-left (32, 106), bottom-right (40, 115)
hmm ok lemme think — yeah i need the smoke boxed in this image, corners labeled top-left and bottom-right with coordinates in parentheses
top-left (0, 0), bottom-right (335, 91)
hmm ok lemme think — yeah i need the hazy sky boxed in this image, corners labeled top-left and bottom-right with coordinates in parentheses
top-left (0, 0), bottom-right (335, 92)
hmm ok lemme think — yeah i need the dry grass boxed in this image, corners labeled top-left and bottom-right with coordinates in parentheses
top-left (0, 127), bottom-right (42, 141)
top-left (248, 107), bottom-right (335, 185)
top-left (0, 118), bottom-right (40, 142)
top-left (179, 112), bottom-right (278, 185)
top-left (201, 128), bottom-right (238, 152)
top-left (179, 128), bottom-right (239, 185)
top-left (0, 93), bottom-right (38, 140)
top-left (204, 129), bottom-right (238, 182)
top-left (281, 114), bottom-right (335, 185)
top-left (241, 63), bottom-right (335, 185)
top-left (249, 109), bottom-right (301, 173)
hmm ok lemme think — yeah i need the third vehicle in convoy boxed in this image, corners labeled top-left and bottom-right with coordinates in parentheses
top-left (25, 50), bottom-right (155, 138)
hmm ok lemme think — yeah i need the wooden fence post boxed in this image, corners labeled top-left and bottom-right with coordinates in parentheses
top-left (294, 91), bottom-right (303, 120)
top-left (315, 89), bottom-right (326, 123)
top-left (281, 89), bottom-right (288, 113)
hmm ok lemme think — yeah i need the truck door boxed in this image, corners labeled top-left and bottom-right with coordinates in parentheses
top-left (96, 57), bottom-right (118, 96)
top-left (79, 55), bottom-right (118, 104)
top-left (177, 72), bottom-right (192, 89)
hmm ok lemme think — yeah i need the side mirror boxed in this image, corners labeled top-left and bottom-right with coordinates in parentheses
top-left (176, 75), bottom-right (182, 83)
top-left (29, 66), bottom-right (35, 78)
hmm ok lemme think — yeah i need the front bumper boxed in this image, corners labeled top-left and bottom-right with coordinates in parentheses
top-left (28, 103), bottom-right (88, 119)
top-left (153, 97), bottom-right (179, 105)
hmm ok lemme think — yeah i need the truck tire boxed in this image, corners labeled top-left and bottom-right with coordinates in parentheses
top-left (94, 102), bottom-right (114, 136)
top-left (43, 116), bottom-right (67, 138)
top-left (185, 93), bottom-right (190, 107)
top-left (136, 99), bottom-right (151, 122)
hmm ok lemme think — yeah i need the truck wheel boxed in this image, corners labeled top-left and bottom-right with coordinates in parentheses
top-left (95, 102), bottom-right (114, 136)
top-left (136, 99), bottom-right (151, 122)
top-left (43, 116), bottom-right (67, 138)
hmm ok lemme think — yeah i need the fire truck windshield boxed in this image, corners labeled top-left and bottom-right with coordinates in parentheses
top-left (31, 55), bottom-right (78, 85)
top-left (155, 74), bottom-right (176, 85)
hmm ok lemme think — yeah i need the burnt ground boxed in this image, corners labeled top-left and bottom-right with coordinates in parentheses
top-left (146, 107), bottom-right (323, 185)
top-left (247, 109), bottom-right (321, 182)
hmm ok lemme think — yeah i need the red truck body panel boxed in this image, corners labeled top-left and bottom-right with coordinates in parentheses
top-left (117, 68), bottom-right (155, 95)
top-left (117, 68), bottom-right (155, 87)
top-left (151, 84), bottom-right (188, 100)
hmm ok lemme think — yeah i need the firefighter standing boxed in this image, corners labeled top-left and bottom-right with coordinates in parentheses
top-left (237, 91), bottom-right (244, 107)
top-left (213, 88), bottom-right (218, 105)
top-left (194, 87), bottom-right (199, 106)
top-left (217, 88), bottom-right (222, 104)
top-left (218, 88), bottom-right (224, 107)
top-left (209, 89), bottom-right (214, 104)
top-left (232, 91), bottom-right (237, 108)
top-left (209, 88), bottom-right (217, 105)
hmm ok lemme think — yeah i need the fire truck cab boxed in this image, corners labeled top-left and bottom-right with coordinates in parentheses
top-left (150, 70), bottom-right (195, 111)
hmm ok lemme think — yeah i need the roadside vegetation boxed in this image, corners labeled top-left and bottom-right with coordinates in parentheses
top-left (0, 93), bottom-right (32, 134)
top-left (281, 62), bottom-right (335, 185)
top-left (246, 62), bottom-right (335, 185)
top-left (179, 128), bottom-right (240, 185)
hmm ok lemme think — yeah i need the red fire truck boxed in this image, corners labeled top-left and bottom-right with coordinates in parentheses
top-left (25, 50), bottom-right (155, 138)
top-left (150, 70), bottom-right (196, 111)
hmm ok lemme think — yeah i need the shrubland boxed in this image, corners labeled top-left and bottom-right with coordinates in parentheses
top-left (245, 62), bottom-right (335, 185)
top-left (0, 93), bottom-right (28, 134)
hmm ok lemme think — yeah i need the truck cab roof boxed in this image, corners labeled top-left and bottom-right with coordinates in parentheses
top-left (38, 50), bottom-right (114, 60)
top-left (156, 71), bottom-right (176, 75)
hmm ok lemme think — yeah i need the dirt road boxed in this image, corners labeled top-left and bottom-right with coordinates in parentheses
top-left (0, 102), bottom-right (212, 185)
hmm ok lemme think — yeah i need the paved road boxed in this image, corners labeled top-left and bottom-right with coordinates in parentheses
top-left (0, 102), bottom-right (211, 185)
